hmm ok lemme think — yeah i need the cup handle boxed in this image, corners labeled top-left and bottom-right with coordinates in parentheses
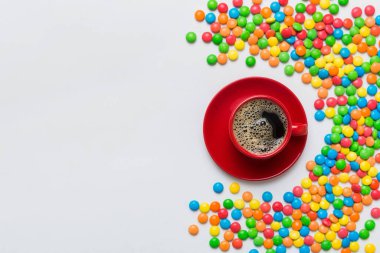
top-left (292, 123), bottom-right (308, 136)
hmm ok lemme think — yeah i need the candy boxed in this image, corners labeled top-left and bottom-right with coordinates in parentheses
top-left (213, 182), bottom-right (224, 193)
top-left (188, 225), bottom-right (199, 235)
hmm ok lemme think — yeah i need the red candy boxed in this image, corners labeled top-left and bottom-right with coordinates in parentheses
top-left (272, 201), bottom-right (283, 212)
top-left (283, 205), bottom-right (293, 216)
top-left (351, 7), bottom-right (362, 18)
top-left (300, 203), bottom-right (310, 213)
top-left (371, 190), bottom-right (380, 200)
top-left (210, 22), bottom-right (221, 33)
top-left (337, 96), bottom-right (348, 105)
top-left (371, 207), bottom-right (380, 218)
top-left (333, 18), bottom-right (343, 28)
top-left (306, 4), bottom-right (316, 15)
top-left (226, 35), bottom-right (236, 45)
top-left (230, 222), bottom-right (241, 233)
top-left (338, 228), bottom-right (348, 238)
top-left (341, 138), bottom-right (352, 148)
top-left (232, 0), bottom-right (243, 7)
top-left (202, 32), bottom-right (213, 43)
top-left (278, 0), bottom-right (288, 6)
top-left (304, 235), bottom-right (314, 245)
top-left (295, 13), bottom-right (305, 24)
top-left (218, 208), bottom-right (229, 219)
top-left (343, 18), bottom-right (353, 29)
top-left (314, 99), bottom-right (325, 110)
top-left (261, 202), bottom-right (271, 213)
top-left (263, 228), bottom-right (274, 238)
top-left (323, 14), bottom-right (334, 25)
top-left (250, 4), bottom-right (261, 14)
top-left (364, 5), bottom-right (375, 16)
top-left (218, 3), bottom-right (228, 13)
top-left (326, 97), bottom-right (337, 107)
top-left (232, 238), bottom-right (243, 249)
top-left (293, 186), bottom-right (303, 197)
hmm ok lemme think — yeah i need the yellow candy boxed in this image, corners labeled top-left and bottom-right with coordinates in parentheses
top-left (360, 161), bottom-right (371, 171)
top-left (332, 239), bottom-right (342, 250)
top-left (234, 39), bottom-right (245, 51)
top-left (342, 126), bottom-right (354, 137)
top-left (333, 185), bottom-right (343, 196)
top-left (268, 37), bottom-right (279, 47)
top-left (324, 53), bottom-right (335, 63)
top-left (330, 223), bottom-right (341, 232)
top-left (301, 192), bottom-right (312, 203)
top-left (365, 243), bottom-right (376, 253)
top-left (334, 57), bottom-right (344, 67)
top-left (340, 147), bottom-right (349, 155)
top-left (271, 222), bottom-right (281, 231)
top-left (319, 0), bottom-right (330, 9)
top-left (249, 199), bottom-right (260, 209)
top-left (319, 199), bottom-right (330, 210)
top-left (338, 68), bottom-right (344, 77)
top-left (315, 58), bottom-right (326, 68)
top-left (325, 63), bottom-right (334, 70)
top-left (301, 178), bottom-right (312, 189)
top-left (314, 232), bottom-right (325, 243)
top-left (270, 46), bottom-right (280, 57)
top-left (290, 230), bottom-right (300, 240)
top-left (228, 50), bottom-right (239, 61)
top-left (343, 64), bottom-right (354, 74)
top-left (318, 176), bottom-right (328, 186)
top-left (234, 199), bottom-right (245, 209)
top-left (310, 202), bottom-right (320, 212)
top-left (326, 231), bottom-right (336, 241)
top-left (293, 238), bottom-right (304, 248)
top-left (266, 17), bottom-right (275, 24)
top-left (229, 182), bottom-right (240, 193)
top-left (332, 43), bottom-right (342, 54)
top-left (339, 173), bottom-right (349, 183)
top-left (339, 215), bottom-right (349, 225)
top-left (357, 116), bottom-right (365, 126)
top-left (210, 226), bottom-right (220, 236)
top-left (375, 92), bottom-right (380, 102)
top-left (304, 19), bottom-right (315, 30)
top-left (311, 77), bottom-right (322, 88)
top-left (368, 167), bottom-right (378, 177)
top-left (353, 56), bottom-right (364, 66)
top-left (350, 241), bottom-right (360, 252)
top-left (362, 176), bottom-right (372, 186)
top-left (360, 26), bottom-right (371, 37)
top-left (200, 202), bottom-right (210, 213)
top-left (325, 107), bottom-right (335, 118)
top-left (347, 43), bottom-right (357, 54)
top-left (357, 87), bottom-right (367, 97)
top-left (279, 24), bottom-right (288, 32)
top-left (346, 151), bottom-right (357, 161)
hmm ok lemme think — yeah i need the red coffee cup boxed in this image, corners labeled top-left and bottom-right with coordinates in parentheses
top-left (228, 95), bottom-right (308, 160)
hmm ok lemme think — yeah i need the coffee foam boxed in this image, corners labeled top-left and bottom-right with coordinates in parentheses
top-left (232, 98), bottom-right (288, 155)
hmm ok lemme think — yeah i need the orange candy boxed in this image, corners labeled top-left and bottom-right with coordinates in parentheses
top-left (362, 195), bottom-right (372, 206)
top-left (253, 209), bottom-right (264, 220)
top-left (254, 29), bottom-right (264, 38)
top-left (194, 10), bottom-right (205, 22)
top-left (220, 27), bottom-right (231, 37)
top-left (198, 213), bottom-right (208, 224)
top-left (283, 5), bottom-right (294, 16)
top-left (227, 19), bottom-right (237, 29)
top-left (296, 46), bottom-right (306, 56)
top-left (311, 242), bottom-right (322, 253)
top-left (188, 224), bottom-right (199, 235)
top-left (292, 210), bottom-right (302, 220)
top-left (209, 215), bottom-right (220, 226)
top-left (329, 175), bottom-right (339, 186)
top-left (361, 107), bottom-right (371, 117)
top-left (279, 41), bottom-right (291, 52)
top-left (219, 241), bottom-right (230, 252)
top-left (349, 174), bottom-right (360, 184)
top-left (218, 13), bottom-right (229, 24)
top-left (367, 73), bottom-right (377, 84)
top-left (319, 225), bottom-right (328, 234)
top-left (252, 0), bottom-right (262, 4)
top-left (242, 207), bottom-right (253, 218)
top-left (292, 220), bottom-right (302, 231)
top-left (309, 221), bottom-right (319, 231)
top-left (352, 34), bottom-right (363, 44)
top-left (342, 206), bottom-right (353, 216)
top-left (322, 78), bottom-right (333, 89)
top-left (256, 220), bottom-right (266, 232)
top-left (248, 35), bottom-right (258, 45)
top-left (309, 185), bottom-right (318, 195)
top-left (269, 57), bottom-right (280, 67)
top-left (371, 62), bottom-right (380, 73)
top-left (350, 212), bottom-right (360, 222)
top-left (210, 201), bottom-right (221, 212)
top-left (264, 239), bottom-right (274, 249)
top-left (350, 109), bottom-right (362, 120)
top-left (346, 221), bottom-right (356, 231)
top-left (317, 85), bottom-right (328, 98)
top-left (284, 16), bottom-right (294, 26)
top-left (260, 49), bottom-right (271, 60)
top-left (218, 54), bottom-right (228, 65)
top-left (283, 237), bottom-right (293, 248)
top-left (357, 42), bottom-right (368, 53)
top-left (302, 73), bottom-right (312, 84)
top-left (224, 230), bottom-right (234, 241)
top-left (368, 46), bottom-right (378, 56)
top-left (250, 45), bottom-right (260, 55)
top-left (294, 61), bottom-right (305, 73)
top-left (366, 137), bottom-right (375, 147)
top-left (306, 160), bottom-right (316, 171)
top-left (232, 27), bottom-right (243, 37)
top-left (342, 187), bottom-right (352, 197)
top-left (329, 66), bottom-right (339, 76)
top-left (341, 248), bottom-right (351, 253)
top-left (261, 7), bottom-right (272, 18)
top-left (242, 191), bottom-right (253, 202)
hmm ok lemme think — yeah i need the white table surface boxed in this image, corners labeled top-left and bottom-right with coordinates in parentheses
top-left (0, 0), bottom-right (379, 252)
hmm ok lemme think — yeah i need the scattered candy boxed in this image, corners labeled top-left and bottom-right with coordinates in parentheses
top-left (187, 0), bottom-right (380, 252)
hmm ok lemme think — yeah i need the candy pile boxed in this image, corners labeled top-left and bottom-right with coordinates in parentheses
top-left (186, 0), bottom-right (380, 252)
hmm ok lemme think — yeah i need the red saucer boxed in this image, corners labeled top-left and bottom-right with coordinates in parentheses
top-left (203, 77), bottom-right (308, 181)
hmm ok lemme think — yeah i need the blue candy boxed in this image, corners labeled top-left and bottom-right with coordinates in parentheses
top-left (189, 200), bottom-right (200, 211)
top-left (349, 231), bottom-right (359, 241)
top-left (355, 66), bottom-right (365, 77)
top-left (279, 228), bottom-right (289, 238)
top-left (231, 209), bottom-right (242, 220)
top-left (283, 192), bottom-right (294, 203)
top-left (376, 15), bottom-right (380, 25)
top-left (205, 13), bottom-right (216, 24)
top-left (327, 149), bottom-right (338, 159)
top-left (262, 191), bottom-right (273, 202)
top-left (291, 198), bottom-right (302, 209)
top-left (213, 182), bottom-right (224, 193)
top-left (299, 245), bottom-right (310, 253)
top-left (274, 12), bottom-right (285, 22)
top-left (304, 57), bottom-right (315, 68)
top-left (357, 97), bottom-right (367, 108)
top-left (291, 50), bottom-right (301, 60)
top-left (220, 219), bottom-right (231, 229)
top-left (372, 110), bottom-right (380, 120)
top-left (315, 110), bottom-right (326, 121)
top-left (318, 69), bottom-right (329, 79)
top-left (350, 161), bottom-right (359, 171)
top-left (274, 212), bottom-right (284, 222)
top-left (324, 134), bottom-right (332, 144)
top-left (341, 76), bottom-right (351, 87)
top-left (276, 245), bottom-right (287, 253)
top-left (343, 115), bottom-right (351, 124)
top-left (340, 48), bottom-right (350, 58)
top-left (343, 197), bottom-right (354, 207)
top-left (342, 238), bottom-right (350, 248)
top-left (228, 8), bottom-right (240, 19)
top-left (270, 2), bottom-right (281, 12)
top-left (367, 85), bottom-right (377, 96)
top-left (315, 154), bottom-right (326, 165)
top-left (299, 226), bottom-right (310, 237)
top-left (318, 209), bottom-right (328, 218)
top-left (249, 250), bottom-right (259, 253)
top-left (333, 28), bottom-right (343, 39)
top-left (333, 209), bottom-right (343, 218)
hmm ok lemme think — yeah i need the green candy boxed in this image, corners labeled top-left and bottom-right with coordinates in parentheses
top-left (333, 198), bottom-right (344, 209)
top-left (207, 54), bottom-right (217, 66)
top-left (338, 106), bottom-right (348, 116)
top-left (334, 86), bottom-right (345, 96)
top-left (239, 6), bottom-right (250, 17)
top-left (219, 43), bottom-right (229, 53)
top-left (212, 34), bottom-right (223, 45)
top-left (246, 56), bottom-right (256, 67)
top-left (307, 29), bottom-right (318, 40)
top-left (279, 52), bottom-right (290, 63)
top-left (359, 229), bottom-right (370, 239)
top-left (186, 32), bottom-right (197, 43)
top-left (246, 218), bottom-right (256, 228)
top-left (248, 228), bottom-right (258, 239)
top-left (338, 0), bottom-right (349, 6)
top-left (373, 139), bottom-right (380, 149)
top-left (266, 249), bottom-right (275, 253)
top-left (282, 217), bottom-right (292, 228)
top-left (350, 142), bottom-right (359, 151)
top-left (362, 62), bottom-right (371, 73)
top-left (360, 148), bottom-right (371, 160)
top-left (329, 4), bottom-right (339, 15)
top-left (355, 17), bottom-right (365, 28)
top-left (241, 31), bottom-right (250, 41)
top-left (245, 22), bottom-right (256, 32)
top-left (258, 38), bottom-right (268, 49)
top-left (254, 236), bottom-right (264, 246)
top-left (365, 117), bottom-right (374, 127)
top-left (309, 66), bottom-right (320, 76)
top-left (321, 146), bottom-right (330, 156)
top-left (207, 0), bottom-right (218, 10)
top-left (304, 39), bottom-right (313, 49)
top-left (336, 159), bottom-right (346, 170)
top-left (331, 133), bottom-right (341, 144)
top-left (342, 34), bottom-right (352, 45)
top-left (284, 65), bottom-right (294, 76)
top-left (365, 219), bottom-right (376, 231)
top-left (348, 71), bottom-right (358, 81)
top-left (237, 16), bottom-right (247, 27)
top-left (295, 3), bottom-right (306, 13)
top-left (370, 56), bottom-right (380, 64)
top-left (209, 237), bottom-right (220, 248)
top-left (301, 216), bottom-right (311, 226)
top-left (273, 235), bottom-right (283, 246)
top-left (332, 126), bottom-right (342, 134)
top-left (346, 85), bottom-right (357, 96)
top-left (366, 35), bottom-right (376, 46)
top-left (313, 165), bottom-right (323, 176)
top-left (350, 27), bottom-right (360, 36)
top-left (293, 23), bottom-right (303, 32)
top-left (253, 14), bottom-right (263, 25)
top-left (276, 32), bottom-right (284, 42)
top-left (271, 22), bottom-right (281, 32)
top-left (326, 36), bottom-right (336, 47)
top-left (347, 96), bottom-right (357, 106)
top-left (238, 230), bottom-right (249, 240)
top-left (321, 240), bottom-right (332, 250)
top-left (361, 185), bottom-right (371, 195)
top-left (374, 120), bottom-right (380, 130)
top-left (312, 12), bottom-right (323, 23)
top-left (223, 199), bottom-right (234, 209)
top-left (333, 115), bottom-right (343, 125)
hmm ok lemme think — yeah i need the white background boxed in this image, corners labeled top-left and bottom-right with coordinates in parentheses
top-left (0, 0), bottom-right (379, 252)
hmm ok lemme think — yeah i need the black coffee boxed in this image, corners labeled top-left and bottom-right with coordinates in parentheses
top-left (232, 98), bottom-right (288, 155)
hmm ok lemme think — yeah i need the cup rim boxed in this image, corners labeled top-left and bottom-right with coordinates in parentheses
top-left (228, 95), bottom-right (293, 160)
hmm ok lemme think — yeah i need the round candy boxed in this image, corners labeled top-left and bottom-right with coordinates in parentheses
top-left (188, 224), bottom-right (199, 235)
top-left (213, 182), bottom-right (224, 193)
top-left (365, 243), bottom-right (376, 253)
top-left (246, 56), bottom-right (256, 67)
top-left (189, 200), bottom-right (200, 211)
top-left (230, 182), bottom-right (240, 194)
top-left (371, 207), bottom-right (380, 218)
top-left (186, 32), bottom-right (197, 43)
top-left (262, 191), bottom-right (273, 202)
